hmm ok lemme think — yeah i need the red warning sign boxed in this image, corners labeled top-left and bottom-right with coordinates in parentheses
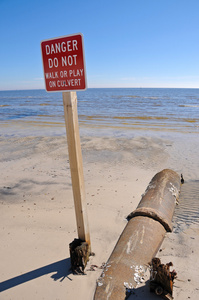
top-left (41, 33), bottom-right (87, 92)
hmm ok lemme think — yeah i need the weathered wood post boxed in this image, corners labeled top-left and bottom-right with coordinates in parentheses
top-left (63, 91), bottom-right (91, 273)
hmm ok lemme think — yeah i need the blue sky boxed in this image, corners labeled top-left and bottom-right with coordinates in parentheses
top-left (0, 0), bottom-right (199, 90)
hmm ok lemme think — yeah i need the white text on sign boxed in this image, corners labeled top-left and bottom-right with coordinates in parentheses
top-left (45, 40), bottom-right (78, 54)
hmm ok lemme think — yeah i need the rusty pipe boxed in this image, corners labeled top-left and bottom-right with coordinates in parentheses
top-left (94, 169), bottom-right (181, 300)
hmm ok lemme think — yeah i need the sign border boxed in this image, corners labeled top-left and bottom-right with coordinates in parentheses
top-left (40, 33), bottom-right (87, 93)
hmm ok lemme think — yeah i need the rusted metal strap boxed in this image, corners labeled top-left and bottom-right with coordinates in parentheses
top-left (128, 169), bottom-right (181, 232)
top-left (127, 207), bottom-right (173, 232)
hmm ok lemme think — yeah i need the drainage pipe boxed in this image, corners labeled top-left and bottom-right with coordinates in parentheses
top-left (94, 169), bottom-right (181, 300)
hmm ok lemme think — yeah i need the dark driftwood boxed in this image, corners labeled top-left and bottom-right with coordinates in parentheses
top-left (69, 238), bottom-right (90, 274)
top-left (150, 257), bottom-right (177, 299)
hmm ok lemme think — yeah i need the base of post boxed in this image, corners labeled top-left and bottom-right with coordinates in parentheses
top-left (69, 238), bottom-right (91, 274)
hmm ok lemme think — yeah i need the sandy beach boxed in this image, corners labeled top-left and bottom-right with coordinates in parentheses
top-left (1, 0), bottom-right (199, 295)
top-left (0, 126), bottom-right (199, 299)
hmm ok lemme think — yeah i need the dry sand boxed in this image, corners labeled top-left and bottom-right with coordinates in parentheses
top-left (0, 129), bottom-right (198, 299)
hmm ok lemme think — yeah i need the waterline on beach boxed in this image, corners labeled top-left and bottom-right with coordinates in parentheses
top-left (0, 88), bottom-right (199, 136)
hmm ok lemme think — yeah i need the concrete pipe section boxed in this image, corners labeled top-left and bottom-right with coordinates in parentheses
top-left (94, 169), bottom-right (181, 300)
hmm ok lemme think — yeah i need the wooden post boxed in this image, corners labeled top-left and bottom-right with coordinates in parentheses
top-left (62, 91), bottom-right (91, 248)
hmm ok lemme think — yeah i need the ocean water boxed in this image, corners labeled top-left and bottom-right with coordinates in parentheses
top-left (0, 88), bottom-right (199, 136)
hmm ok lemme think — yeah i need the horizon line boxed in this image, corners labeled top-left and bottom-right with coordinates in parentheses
top-left (0, 86), bottom-right (199, 92)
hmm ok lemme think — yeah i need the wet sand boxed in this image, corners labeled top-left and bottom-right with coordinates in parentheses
top-left (0, 128), bottom-right (199, 299)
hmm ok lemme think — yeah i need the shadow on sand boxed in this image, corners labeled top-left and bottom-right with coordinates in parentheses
top-left (0, 258), bottom-right (71, 292)
top-left (126, 281), bottom-right (160, 300)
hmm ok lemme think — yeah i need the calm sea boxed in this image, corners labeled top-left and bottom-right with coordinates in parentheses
top-left (0, 88), bottom-right (199, 136)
